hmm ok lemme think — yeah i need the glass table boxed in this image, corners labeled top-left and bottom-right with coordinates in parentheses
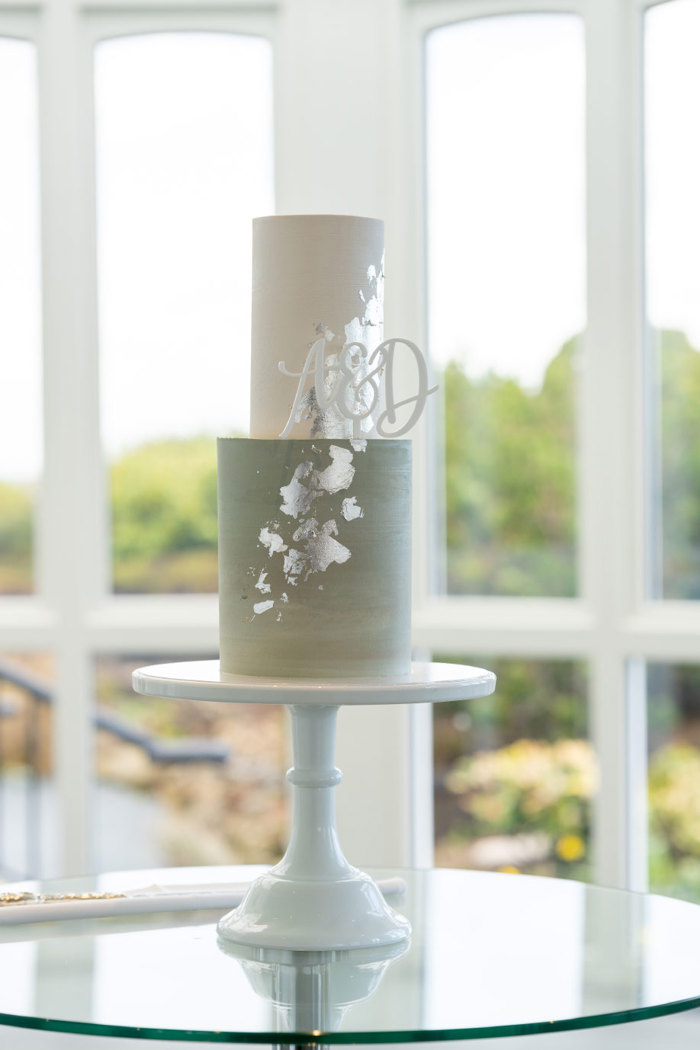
top-left (1, 865), bottom-right (700, 1043)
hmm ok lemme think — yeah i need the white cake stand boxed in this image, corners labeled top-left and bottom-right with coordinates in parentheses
top-left (132, 660), bottom-right (496, 952)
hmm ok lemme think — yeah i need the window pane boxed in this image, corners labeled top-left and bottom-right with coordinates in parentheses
top-left (426, 15), bottom-right (585, 596)
top-left (645, 1), bottom-right (700, 599)
top-left (0, 652), bottom-right (54, 879)
top-left (94, 655), bottom-right (288, 871)
top-left (0, 40), bottom-right (41, 595)
top-left (434, 656), bottom-right (592, 879)
top-left (95, 33), bottom-right (274, 593)
top-left (648, 662), bottom-right (700, 900)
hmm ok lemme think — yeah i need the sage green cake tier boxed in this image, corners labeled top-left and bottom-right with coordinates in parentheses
top-left (218, 438), bottom-right (411, 678)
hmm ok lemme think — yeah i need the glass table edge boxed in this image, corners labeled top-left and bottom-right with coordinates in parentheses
top-left (3, 867), bottom-right (700, 1042)
top-left (3, 995), bottom-right (700, 1043)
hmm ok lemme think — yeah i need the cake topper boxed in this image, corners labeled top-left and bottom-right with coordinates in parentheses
top-left (279, 336), bottom-right (438, 439)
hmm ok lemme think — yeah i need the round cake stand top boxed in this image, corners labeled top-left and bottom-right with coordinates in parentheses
top-left (132, 660), bottom-right (496, 706)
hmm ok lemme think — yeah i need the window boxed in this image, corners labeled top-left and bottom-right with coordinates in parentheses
top-left (0, 652), bottom-right (54, 878)
top-left (94, 654), bottom-right (287, 871)
top-left (96, 32), bottom-right (273, 594)
top-left (648, 663), bottom-right (700, 899)
top-left (2, 0), bottom-right (700, 892)
top-left (644, 0), bottom-right (700, 599)
top-left (435, 656), bottom-right (591, 879)
top-left (0, 6), bottom-right (276, 877)
top-left (423, 9), bottom-right (594, 881)
top-left (0, 38), bottom-right (41, 596)
top-left (426, 14), bottom-right (585, 598)
top-left (412, 0), bottom-right (700, 896)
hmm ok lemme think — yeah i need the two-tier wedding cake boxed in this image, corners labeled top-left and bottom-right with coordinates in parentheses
top-left (217, 215), bottom-right (412, 679)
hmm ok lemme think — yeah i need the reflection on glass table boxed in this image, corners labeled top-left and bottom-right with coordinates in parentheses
top-left (1, 865), bottom-right (700, 1043)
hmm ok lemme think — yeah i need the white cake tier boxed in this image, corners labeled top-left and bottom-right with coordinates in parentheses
top-left (250, 215), bottom-right (384, 440)
top-left (218, 438), bottom-right (411, 678)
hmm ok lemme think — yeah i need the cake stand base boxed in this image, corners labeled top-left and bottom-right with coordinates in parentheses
top-left (217, 867), bottom-right (409, 950)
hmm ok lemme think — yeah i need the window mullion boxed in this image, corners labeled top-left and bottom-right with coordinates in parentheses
top-left (584, 0), bottom-right (645, 889)
top-left (38, 0), bottom-right (104, 875)
top-left (274, 0), bottom-right (416, 868)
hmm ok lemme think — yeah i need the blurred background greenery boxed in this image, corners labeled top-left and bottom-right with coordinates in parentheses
top-left (433, 657), bottom-right (592, 881)
top-left (443, 337), bottom-right (577, 597)
top-left (4, 327), bottom-right (700, 599)
top-left (2, 328), bottom-right (700, 893)
top-left (110, 437), bottom-right (219, 593)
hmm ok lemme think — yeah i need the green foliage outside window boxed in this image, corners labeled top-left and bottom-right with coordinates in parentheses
top-left (2, 331), bottom-right (700, 889)
top-left (434, 658), bottom-right (591, 880)
top-left (2, 328), bottom-right (699, 599)
top-left (0, 481), bottom-right (33, 594)
top-left (110, 437), bottom-right (219, 593)
top-left (443, 338), bottom-right (577, 597)
top-left (660, 330), bottom-right (700, 597)
top-left (649, 743), bottom-right (700, 897)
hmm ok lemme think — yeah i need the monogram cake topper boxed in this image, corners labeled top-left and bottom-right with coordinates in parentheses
top-left (279, 334), bottom-right (438, 439)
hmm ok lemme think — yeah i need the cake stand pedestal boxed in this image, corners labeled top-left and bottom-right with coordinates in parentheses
top-left (132, 660), bottom-right (496, 952)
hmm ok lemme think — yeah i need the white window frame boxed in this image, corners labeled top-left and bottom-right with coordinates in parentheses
top-left (1, 0), bottom-right (696, 887)
top-left (406, 0), bottom-right (700, 891)
top-left (0, 0), bottom-right (279, 875)
top-left (0, 0), bottom-right (420, 877)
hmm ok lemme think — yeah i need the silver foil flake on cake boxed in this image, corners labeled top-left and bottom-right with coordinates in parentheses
top-left (341, 497), bottom-right (363, 521)
top-left (255, 569), bottom-right (271, 594)
top-left (278, 256), bottom-right (385, 441)
top-left (280, 327), bottom-right (351, 440)
top-left (280, 445), bottom-right (356, 519)
top-left (345, 262), bottom-right (384, 352)
top-left (316, 444), bottom-right (356, 493)
top-left (252, 443), bottom-right (364, 620)
top-left (258, 525), bottom-right (287, 555)
top-left (282, 547), bottom-right (307, 583)
top-left (279, 460), bottom-right (316, 518)
top-left (305, 366), bottom-right (349, 440)
top-left (291, 517), bottom-right (351, 576)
